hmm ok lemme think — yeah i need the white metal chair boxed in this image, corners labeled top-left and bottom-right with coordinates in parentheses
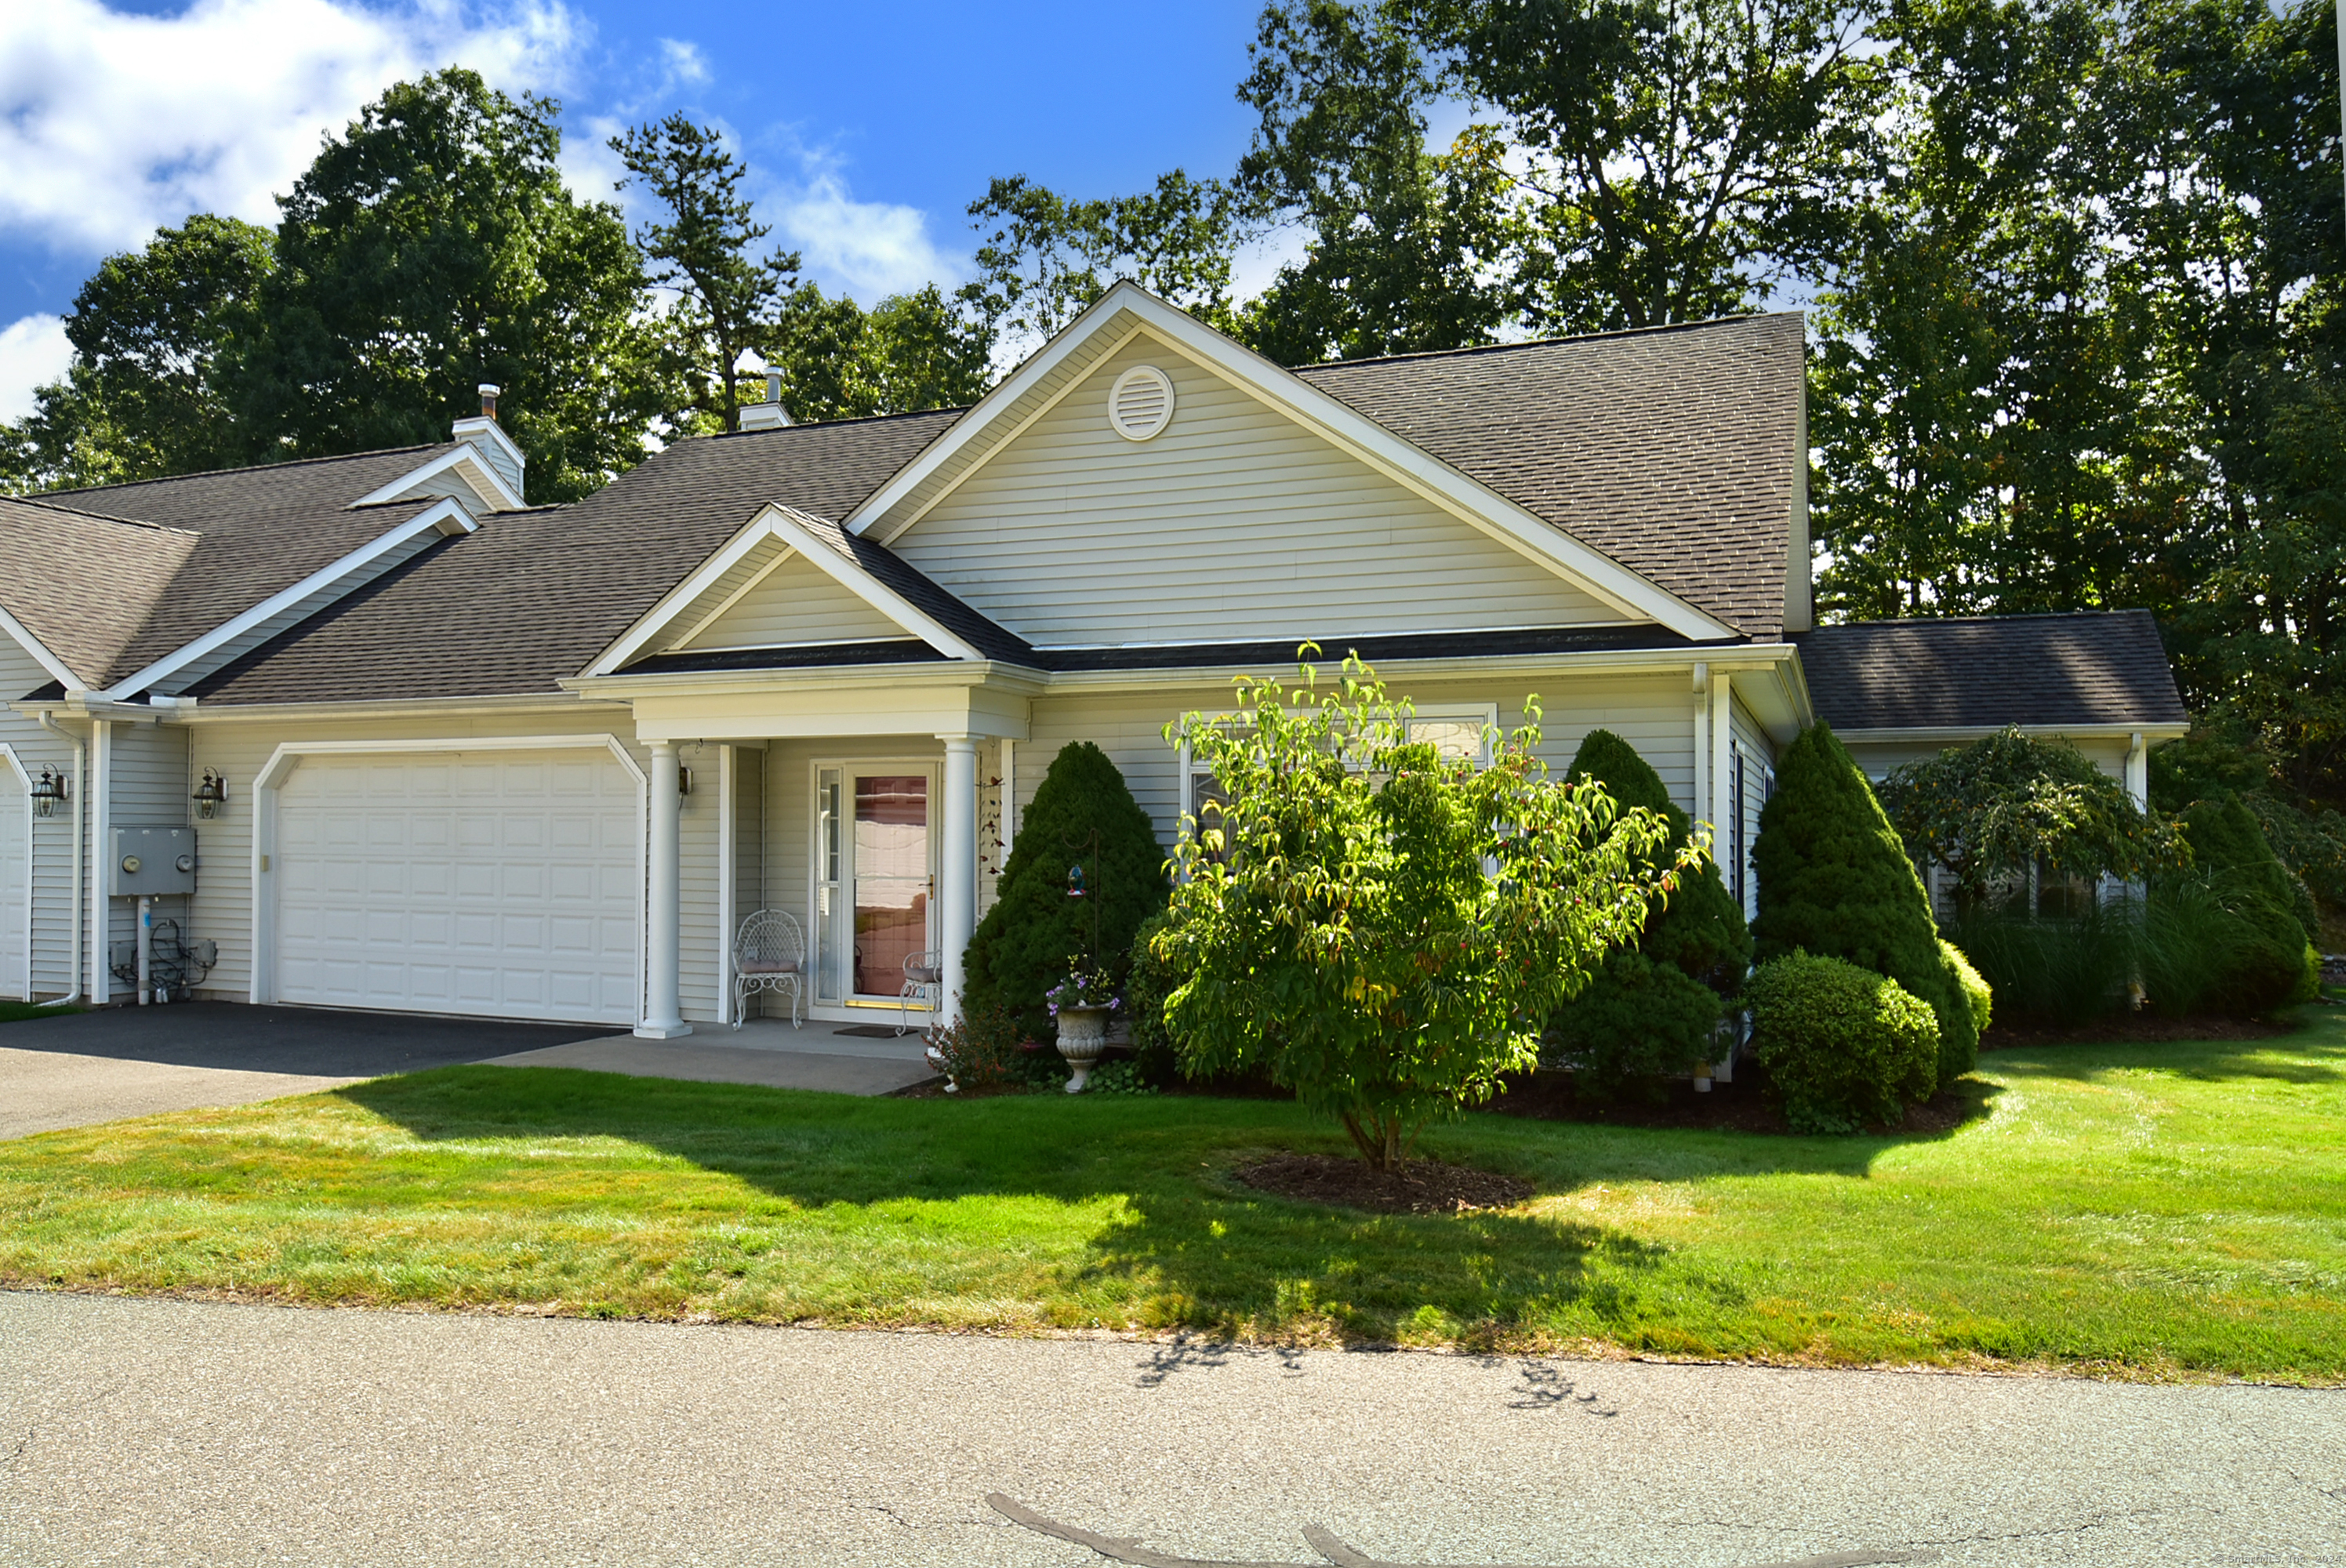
top-left (733, 909), bottom-right (804, 1029)
top-left (899, 948), bottom-right (942, 1034)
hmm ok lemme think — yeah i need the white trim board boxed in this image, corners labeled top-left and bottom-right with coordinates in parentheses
top-left (246, 734), bottom-right (649, 1025)
top-left (0, 601), bottom-right (85, 693)
top-left (350, 445), bottom-right (525, 514)
top-left (847, 285), bottom-right (1738, 642)
top-left (585, 504), bottom-right (982, 677)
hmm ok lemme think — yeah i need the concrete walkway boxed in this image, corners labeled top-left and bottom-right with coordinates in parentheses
top-left (1, 1290), bottom-right (2339, 1567)
top-left (0, 1003), bottom-right (620, 1142)
top-left (483, 1021), bottom-right (938, 1095)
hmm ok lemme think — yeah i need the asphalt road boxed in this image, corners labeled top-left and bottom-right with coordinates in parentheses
top-left (2, 1292), bottom-right (2339, 1567)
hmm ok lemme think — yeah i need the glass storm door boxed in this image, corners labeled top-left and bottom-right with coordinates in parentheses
top-left (813, 765), bottom-right (937, 1005)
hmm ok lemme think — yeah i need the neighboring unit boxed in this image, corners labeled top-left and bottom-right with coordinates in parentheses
top-left (0, 287), bottom-right (2189, 1031)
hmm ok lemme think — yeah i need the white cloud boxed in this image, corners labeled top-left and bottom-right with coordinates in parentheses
top-left (0, 0), bottom-right (586, 256)
top-left (0, 314), bottom-right (73, 422)
top-left (774, 169), bottom-right (961, 300)
top-left (656, 38), bottom-right (708, 89)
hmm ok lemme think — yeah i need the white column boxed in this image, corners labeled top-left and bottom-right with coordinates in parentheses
top-left (1710, 670), bottom-right (1734, 866)
top-left (637, 739), bottom-right (692, 1039)
top-left (716, 743), bottom-right (736, 1026)
top-left (2125, 731), bottom-right (2148, 810)
top-left (1690, 662), bottom-right (1710, 837)
top-left (88, 718), bottom-right (111, 1004)
top-left (939, 735), bottom-right (979, 1025)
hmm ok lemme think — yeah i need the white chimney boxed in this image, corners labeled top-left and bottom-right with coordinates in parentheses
top-left (452, 381), bottom-right (525, 500)
top-left (739, 368), bottom-right (791, 432)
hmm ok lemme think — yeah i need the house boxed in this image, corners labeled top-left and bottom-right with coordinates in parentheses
top-left (0, 284), bottom-right (2189, 1033)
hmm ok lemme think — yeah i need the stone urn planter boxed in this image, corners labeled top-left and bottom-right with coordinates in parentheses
top-left (1054, 1005), bottom-right (1111, 1093)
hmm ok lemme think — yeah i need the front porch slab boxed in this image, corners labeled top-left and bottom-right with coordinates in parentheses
top-left (480, 1025), bottom-right (937, 1096)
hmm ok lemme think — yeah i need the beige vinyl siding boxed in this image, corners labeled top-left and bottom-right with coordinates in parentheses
top-left (893, 334), bottom-right (1629, 648)
top-left (1839, 734), bottom-right (2130, 788)
top-left (1018, 674), bottom-right (1701, 852)
top-left (184, 708), bottom-right (649, 1012)
top-left (0, 639), bottom-right (80, 997)
top-left (674, 550), bottom-right (906, 652)
top-left (677, 739), bottom-right (722, 1022)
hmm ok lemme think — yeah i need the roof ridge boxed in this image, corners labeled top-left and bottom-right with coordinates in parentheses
top-left (710, 405), bottom-right (971, 439)
top-left (1292, 311), bottom-right (1803, 374)
top-left (36, 441), bottom-right (453, 497)
top-left (3, 494), bottom-right (195, 535)
top-left (1810, 608), bottom-right (2158, 631)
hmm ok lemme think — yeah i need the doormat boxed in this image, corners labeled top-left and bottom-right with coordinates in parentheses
top-left (834, 1024), bottom-right (914, 1038)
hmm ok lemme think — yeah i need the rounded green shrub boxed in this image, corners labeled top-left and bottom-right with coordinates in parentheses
top-left (1937, 938), bottom-right (1989, 1079)
top-left (964, 742), bottom-right (1166, 1040)
top-left (1124, 908), bottom-right (1184, 1084)
top-left (1747, 950), bottom-right (1940, 1134)
top-left (1752, 722), bottom-right (1970, 1076)
top-left (1545, 731), bottom-right (1749, 1096)
top-left (2154, 793), bottom-right (2317, 1014)
top-left (1544, 949), bottom-right (1724, 1102)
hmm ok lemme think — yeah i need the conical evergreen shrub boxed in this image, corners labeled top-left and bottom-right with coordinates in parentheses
top-left (2161, 793), bottom-right (2320, 1011)
top-left (1543, 730), bottom-right (1751, 1097)
top-left (963, 742), bottom-right (1167, 1039)
top-left (1751, 722), bottom-right (1977, 1080)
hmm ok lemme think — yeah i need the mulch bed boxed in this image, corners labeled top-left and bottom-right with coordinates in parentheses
top-left (1981, 1013), bottom-right (2298, 1050)
top-left (1233, 1152), bottom-right (1533, 1214)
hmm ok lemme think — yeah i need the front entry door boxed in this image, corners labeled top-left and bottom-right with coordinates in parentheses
top-left (813, 764), bottom-right (939, 1007)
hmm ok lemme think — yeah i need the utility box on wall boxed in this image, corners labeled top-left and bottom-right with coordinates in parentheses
top-left (111, 826), bottom-right (197, 897)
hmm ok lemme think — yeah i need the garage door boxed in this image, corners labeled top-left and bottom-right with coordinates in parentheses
top-left (276, 750), bottom-right (641, 1025)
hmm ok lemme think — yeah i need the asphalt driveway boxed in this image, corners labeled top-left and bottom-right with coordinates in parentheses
top-left (0, 1002), bottom-right (622, 1141)
top-left (2, 1290), bottom-right (2341, 1567)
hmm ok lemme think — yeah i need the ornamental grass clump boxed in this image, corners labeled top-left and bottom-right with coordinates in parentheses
top-left (2155, 794), bottom-right (2322, 1012)
top-left (1545, 728), bottom-right (1751, 1100)
top-left (1753, 722), bottom-right (1981, 1082)
top-left (1747, 951), bottom-right (1941, 1134)
top-left (1155, 650), bottom-right (1695, 1170)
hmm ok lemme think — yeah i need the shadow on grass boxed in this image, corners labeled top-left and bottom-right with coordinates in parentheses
top-left (328, 1064), bottom-right (1996, 1339)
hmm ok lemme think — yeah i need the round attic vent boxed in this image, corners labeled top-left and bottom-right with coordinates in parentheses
top-left (1108, 365), bottom-right (1175, 441)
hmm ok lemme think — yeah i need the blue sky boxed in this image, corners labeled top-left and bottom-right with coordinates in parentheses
top-left (0, 0), bottom-right (1279, 417)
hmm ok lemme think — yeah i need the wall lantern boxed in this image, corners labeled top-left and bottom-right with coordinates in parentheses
top-left (29, 766), bottom-right (67, 819)
top-left (193, 768), bottom-right (228, 819)
top-left (677, 765), bottom-right (693, 798)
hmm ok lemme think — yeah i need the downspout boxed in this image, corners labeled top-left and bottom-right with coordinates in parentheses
top-left (34, 711), bottom-right (83, 1007)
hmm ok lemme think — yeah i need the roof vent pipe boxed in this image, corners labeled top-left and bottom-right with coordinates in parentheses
top-left (478, 383), bottom-right (500, 422)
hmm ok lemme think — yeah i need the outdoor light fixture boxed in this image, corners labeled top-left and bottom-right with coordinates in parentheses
top-left (29, 766), bottom-right (67, 819)
top-left (193, 768), bottom-right (227, 819)
top-left (677, 765), bottom-right (693, 797)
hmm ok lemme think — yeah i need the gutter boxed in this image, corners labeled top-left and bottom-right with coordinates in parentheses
top-left (33, 710), bottom-right (83, 1007)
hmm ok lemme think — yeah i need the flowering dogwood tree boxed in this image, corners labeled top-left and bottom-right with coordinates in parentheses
top-left (1156, 651), bottom-right (1691, 1170)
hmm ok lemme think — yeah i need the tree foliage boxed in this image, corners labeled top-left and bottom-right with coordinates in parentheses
top-left (963, 742), bottom-right (1166, 1041)
top-left (0, 216), bottom-right (274, 492)
top-left (235, 69), bottom-right (659, 502)
top-left (1157, 652), bottom-right (1691, 1168)
top-left (1878, 725), bottom-right (2187, 904)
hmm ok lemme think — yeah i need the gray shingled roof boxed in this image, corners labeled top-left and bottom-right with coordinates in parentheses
top-left (1297, 313), bottom-right (1803, 638)
top-left (191, 412), bottom-right (963, 705)
top-left (1796, 612), bottom-right (2188, 731)
top-left (2, 446), bottom-right (456, 689)
top-left (190, 316), bottom-right (1802, 706)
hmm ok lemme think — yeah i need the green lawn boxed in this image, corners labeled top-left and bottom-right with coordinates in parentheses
top-left (0, 1000), bottom-right (77, 1024)
top-left (3, 1007), bottom-right (2343, 1381)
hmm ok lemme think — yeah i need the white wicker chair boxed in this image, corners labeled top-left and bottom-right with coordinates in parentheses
top-left (899, 948), bottom-right (942, 1034)
top-left (732, 910), bottom-right (804, 1029)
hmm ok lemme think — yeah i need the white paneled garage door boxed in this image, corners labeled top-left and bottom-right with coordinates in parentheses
top-left (276, 750), bottom-right (641, 1025)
